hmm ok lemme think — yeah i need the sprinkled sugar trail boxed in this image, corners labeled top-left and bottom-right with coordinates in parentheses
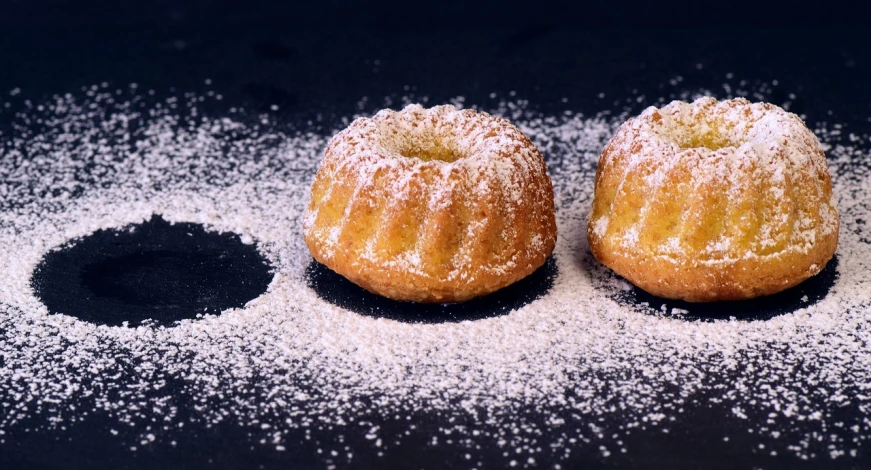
top-left (0, 84), bottom-right (870, 467)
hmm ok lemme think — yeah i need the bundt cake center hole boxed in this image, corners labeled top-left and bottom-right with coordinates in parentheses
top-left (680, 132), bottom-right (731, 151)
top-left (400, 140), bottom-right (465, 163)
top-left (676, 120), bottom-right (736, 151)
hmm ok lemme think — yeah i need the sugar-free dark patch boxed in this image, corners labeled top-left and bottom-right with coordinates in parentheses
top-left (305, 257), bottom-right (557, 324)
top-left (615, 256), bottom-right (839, 322)
top-left (31, 215), bottom-right (273, 326)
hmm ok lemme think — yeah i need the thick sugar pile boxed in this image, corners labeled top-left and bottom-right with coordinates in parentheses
top-left (1, 84), bottom-right (870, 467)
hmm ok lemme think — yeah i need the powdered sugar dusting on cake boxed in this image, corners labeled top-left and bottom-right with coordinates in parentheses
top-left (0, 85), bottom-right (869, 467)
top-left (302, 104), bottom-right (557, 302)
top-left (590, 97), bottom-right (839, 266)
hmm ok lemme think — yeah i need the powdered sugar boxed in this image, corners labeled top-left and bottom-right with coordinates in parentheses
top-left (0, 85), bottom-right (870, 467)
top-left (591, 97), bottom-right (839, 266)
top-left (302, 104), bottom-right (556, 302)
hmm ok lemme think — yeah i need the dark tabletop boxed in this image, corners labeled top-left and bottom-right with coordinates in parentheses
top-left (1, 1), bottom-right (870, 469)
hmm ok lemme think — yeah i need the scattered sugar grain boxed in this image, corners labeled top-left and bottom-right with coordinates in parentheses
top-left (0, 83), bottom-right (869, 466)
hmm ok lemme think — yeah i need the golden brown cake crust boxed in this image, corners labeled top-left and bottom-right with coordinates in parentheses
top-left (588, 97), bottom-right (839, 302)
top-left (303, 104), bottom-right (557, 303)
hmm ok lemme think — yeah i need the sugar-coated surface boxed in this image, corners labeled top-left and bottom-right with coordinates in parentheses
top-left (591, 97), bottom-right (839, 265)
top-left (587, 97), bottom-right (841, 302)
top-left (303, 104), bottom-right (556, 302)
top-left (1, 84), bottom-right (870, 466)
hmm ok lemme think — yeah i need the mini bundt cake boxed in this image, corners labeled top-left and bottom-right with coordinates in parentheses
top-left (303, 104), bottom-right (557, 303)
top-left (588, 97), bottom-right (839, 302)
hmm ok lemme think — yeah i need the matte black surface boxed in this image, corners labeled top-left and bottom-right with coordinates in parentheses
top-left (306, 257), bottom-right (556, 324)
top-left (31, 215), bottom-right (273, 326)
top-left (618, 256), bottom-right (840, 322)
top-left (2, 1), bottom-right (871, 469)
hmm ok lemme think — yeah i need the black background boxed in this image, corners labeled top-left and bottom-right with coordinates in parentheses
top-left (1, 0), bottom-right (870, 130)
top-left (1, 1), bottom-right (871, 469)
